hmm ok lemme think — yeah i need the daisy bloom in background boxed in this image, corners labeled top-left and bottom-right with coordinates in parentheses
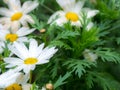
top-left (0, 0), bottom-right (39, 33)
top-left (0, 26), bottom-right (35, 43)
top-left (83, 49), bottom-right (98, 62)
top-left (4, 39), bottom-right (58, 73)
top-left (48, 0), bottom-right (99, 30)
top-left (0, 70), bottom-right (30, 90)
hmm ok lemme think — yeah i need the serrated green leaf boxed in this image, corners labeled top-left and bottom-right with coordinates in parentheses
top-left (56, 30), bottom-right (80, 40)
top-left (86, 71), bottom-right (120, 90)
top-left (49, 40), bottom-right (72, 50)
top-left (54, 72), bottom-right (71, 89)
top-left (64, 59), bottom-right (96, 78)
top-left (96, 49), bottom-right (120, 63)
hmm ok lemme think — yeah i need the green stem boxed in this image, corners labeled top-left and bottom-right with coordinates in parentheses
top-left (40, 3), bottom-right (54, 13)
top-left (29, 70), bottom-right (33, 83)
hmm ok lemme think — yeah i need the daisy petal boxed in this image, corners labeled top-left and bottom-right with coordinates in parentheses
top-left (23, 15), bottom-right (35, 24)
top-left (37, 47), bottom-right (58, 64)
top-left (20, 73), bottom-right (30, 84)
top-left (74, 1), bottom-right (85, 13)
top-left (16, 27), bottom-right (35, 37)
top-left (0, 30), bottom-right (9, 41)
top-left (0, 42), bottom-right (4, 53)
top-left (11, 21), bottom-right (20, 33)
top-left (0, 71), bottom-right (22, 88)
top-left (23, 65), bottom-right (34, 73)
top-left (0, 8), bottom-right (12, 17)
top-left (13, 42), bottom-right (29, 59)
top-left (20, 17), bottom-right (28, 27)
top-left (17, 37), bottom-right (29, 43)
top-left (86, 22), bottom-right (94, 30)
top-left (28, 39), bottom-right (38, 57)
top-left (56, 0), bottom-right (75, 11)
top-left (4, 57), bottom-right (23, 66)
top-left (71, 21), bottom-right (82, 27)
top-left (84, 8), bottom-right (99, 18)
top-left (8, 44), bottom-right (25, 60)
top-left (53, 16), bottom-right (67, 26)
top-left (22, 0), bottom-right (39, 14)
top-left (37, 43), bottom-right (45, 56)
top-left (8, 0), bottom-right (21, 11)
top-left (48, 11), bottom-right (65, 24)
top-left (0, 17), bottom-right (10, 24)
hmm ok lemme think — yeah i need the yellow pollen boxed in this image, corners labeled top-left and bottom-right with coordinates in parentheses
top-left (6, 34), bottom-right (18, 42)
top-left (65, 12), bottom-right (79, 22)
top-left (24, 58), bottom-right (38, 65)
top-left (11, 12), bottom-right (23, 21)
top-left (5, 83), bottom-right (22, 90)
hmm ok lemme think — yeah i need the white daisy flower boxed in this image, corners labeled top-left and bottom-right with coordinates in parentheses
top-left (48, 0), bottom-right (99, 29)
top-left (0, 27), bottom-right (35, 43)
top-left (0, 70), bottom-right (29, 89)
top-left (0, 0), bottom-right (39, 33)
top-left (83, 49), bottom-right (98, 62)
top-left (4, 39), bottom-right (58, 73)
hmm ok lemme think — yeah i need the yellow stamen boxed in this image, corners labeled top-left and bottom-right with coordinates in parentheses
top-left (6, 34), bottom-right (18, 42)
top-left (5, 83), bottom-right (22, 90)
top-left (24, 58), bottom-right (38, 65)
top-left (65, 12), bottom-right (79, 22)
top-left (11, 12), bottom-right (23, 21)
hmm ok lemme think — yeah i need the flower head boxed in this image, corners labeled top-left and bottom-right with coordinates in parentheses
top-left (0, 27), bottom-right (35, 43)
top-left (83, 49), bottom-right (98, 62)
top-left (0, 70), bottom-right (29, 89)
top-left (48, 0), bottom-right (99, 29)
top-left (0, 0), bottom-right (39, 33)
top-left (4, 39), bottom-right (58, 73)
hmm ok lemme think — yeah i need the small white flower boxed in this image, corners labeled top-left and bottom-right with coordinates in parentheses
top-left (4, 39), bottom-right (58, 73)
top-left (83, 49), bottom-right (98, 62)
top-left (0, 70), bottom-right (29, 89)
top-left (0, 27), bottom-right (35, 43)
top-left (48, 0), bottom-right (99, 29)
top-left (0, 0), bottom-right (39, 33)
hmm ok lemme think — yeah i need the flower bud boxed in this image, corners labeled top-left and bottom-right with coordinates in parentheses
top-left (45, 83), bottom-right (54, 90)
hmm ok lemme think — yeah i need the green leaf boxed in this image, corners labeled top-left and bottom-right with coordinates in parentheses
top-left (86, 71), bottom-right (120, 90)
top-left (116, 37), bottom-right (120, 45)
top-left (96, 48), bottom-right (120, 63)
top-left (31, 82), bottom-right (39, 90)
top-left (50, 60), bottom-right (60, 79)
top-left (30, 14), bottom-right (45, 30)
top-left (79, 27), bottom-right (98, 50)
top-left (49, 40), bottom-right (72, 50)
top-left (56, 30), bottom-right (80, 40)
top-left (54, 72), bottom-right (71, 89)
top-left (64, 59), bottom-right (96, 78)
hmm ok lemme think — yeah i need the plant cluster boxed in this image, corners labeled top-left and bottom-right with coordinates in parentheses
top-left (0, 0), bottom-right (120, 90)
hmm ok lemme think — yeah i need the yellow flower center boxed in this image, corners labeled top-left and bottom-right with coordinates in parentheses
top-left (65, 12), bottom-right (79, 22)
top-left (5, 83), bottom-right (22, 90)
top-left (24, 58), bottom-right (38, 65)
top-left (11, 12), bottom-right (23, 21)
top-left (6, 34), bottom-right (18, 42)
